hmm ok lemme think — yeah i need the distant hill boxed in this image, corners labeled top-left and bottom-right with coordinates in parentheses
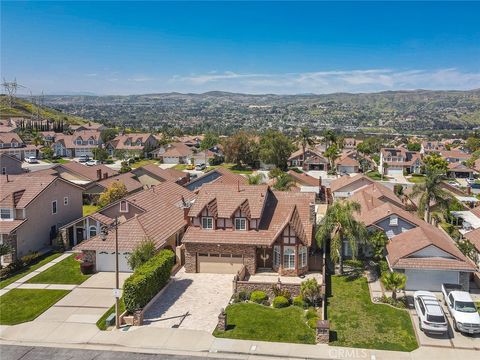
top-left (35, 89), bottom-right (480, 133)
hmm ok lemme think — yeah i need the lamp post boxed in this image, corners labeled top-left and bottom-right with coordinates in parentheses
top-left (100, 216), bottom-right (120, 329)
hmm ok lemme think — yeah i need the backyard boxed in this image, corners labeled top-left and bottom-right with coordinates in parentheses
top-left (327, 275), bottom-right (417, 352)
top-left (213, 302), bottom-right (316, 344)
top-left (26, 254), bottom-right (91, 285)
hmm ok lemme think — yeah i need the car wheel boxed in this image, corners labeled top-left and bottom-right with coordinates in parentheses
top-left (453, 320), bottom-right (458, 332)
top-left (418, 319), bottom-right (423, 332)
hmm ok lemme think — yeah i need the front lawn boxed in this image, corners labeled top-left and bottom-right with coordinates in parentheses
top-left (328, 275), bottom-right (417, 352)
top-left (407, 175), bottom-right (426, 184)
top-left (173, 164), bottom-right (188, 170)
top-left (130, 159), bottom-right (159, 169)
top-left (213, 302), bottom-right (316, 344)
top-left (366, 171), bottom-right (382, 180)
top-left (44, 158), bottom-right (70, 164)
top-left (83, 204), bottom-right (100, 216)
top-left (0, 252), bottom-right (62, 289)
top-left (26, 254), bottom-right (90, 285)
top-left (0, 289), bottom-right (70, 325)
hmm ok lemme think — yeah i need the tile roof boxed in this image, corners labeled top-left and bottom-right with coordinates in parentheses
top-left (185, 167), bottom-right (248, 191)
top-left (136, 164), bottom-right (188, 182)
top-left (95, 172), bottom-right (143, 193)
top-left (56, 162), bottom-right (118, 181)
top-left (0, 219), bottom-right (27, 234)
top-left (463, 228), bottom-right (480, 253)
top-left (0, 132), bottom-right (23, 144)
top-left (154, 142), bottom-right (192, 157)
top-left (447, 162), bottom-right (474, 172)
top-left (287, 170), bottom-right (320, 187)
top-left (108, 133), bottom-right (155, 150)
top-left (439, 150), bottom-right (470, 160)
top-left (329, 174), bottom-right (373, 193)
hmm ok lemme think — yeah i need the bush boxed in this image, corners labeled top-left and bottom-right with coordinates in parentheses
top-left (238, 291), bottom-right (250, 301)
top-left (250, 290), bottom-right (268, 304)
top-left (272, 296), bottom-right (290, 308)
top-left (271, 284), bottom-right (291, 299)
top-left (307, 317), bottom-right (320, 329)
top-left (378, 259), bottom-right (389, 276)
top-left (293, 295), bottom-right (305, 308)
top-left (123, 249), bottom-right (175, 313)
top-left (20, 252), bottom-right (40, 265)
top-left (0, 260), bottom-right (23, 279)
top-left (305, 307), bottom-right (318, 320)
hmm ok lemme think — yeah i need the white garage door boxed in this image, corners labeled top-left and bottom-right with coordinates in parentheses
top-left (387, 168), bottom-right (403, 175)
top-left (405, 269), bottom-right (458, 291)
top-left (198, 254), bottom-right (244, 274)
top-left (163, 157), bottom-right (179, 164)
top-left (96, 251), bottom-right (133, 272)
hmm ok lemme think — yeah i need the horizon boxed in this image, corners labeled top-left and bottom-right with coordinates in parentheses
top-left (2, 1), bottom-right (480, 95)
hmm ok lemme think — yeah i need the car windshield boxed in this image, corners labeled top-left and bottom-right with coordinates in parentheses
top-left (427, 314), bottom-right (446, 323)
top-left (455, 301), bottom-right (477, 313)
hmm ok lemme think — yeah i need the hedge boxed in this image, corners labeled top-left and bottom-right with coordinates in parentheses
top-left (250, 290), bottom-right (268, 304)
top-left (123, 249), bottom-right (174, 313)
top-left (273, 296), bottom-right (290, 308)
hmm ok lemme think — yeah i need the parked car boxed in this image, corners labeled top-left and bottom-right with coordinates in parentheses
top-left (442, 283), bottom-right (480, 334)
top-left (186, 164), bottom-right (195, 170)
top-left (25, 156), bottom-right (38, 164)
top-left (195, 163), bottom-right (206, 171)
top-left (78, 155), bottom-right (90, 163)
top-left (86, 159), bottom-right (101, 166)
top-left (414, 291), bottom-right (448, 335)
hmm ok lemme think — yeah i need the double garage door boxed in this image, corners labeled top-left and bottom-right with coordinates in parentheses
top-left (405, 269), bottom-right (459, 291)
top-left (197, 253), bottom-right (244, 274)
top-left (96, 251), bottom-right (133, 272)
top-left (387, 168), bottom-right (404, 175)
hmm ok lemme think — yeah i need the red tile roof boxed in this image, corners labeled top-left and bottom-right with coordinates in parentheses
top-left (56, 162), bottom-right (118, 181)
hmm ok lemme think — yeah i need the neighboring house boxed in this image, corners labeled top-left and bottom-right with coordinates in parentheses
top-left (335, 151), bottom-right (360, 174)
top-left (150, 142), bottom-right (193, 164)
top-left (192, 149), bottom-right (216, 165)
top-left (447, 162), bottom-right (476, 179)
top-left (70, 181), bottom-right (196, 272)
top-left (343, 138), bottom-right (362, 150)
top-left (70, 122), bottom-right (106, 132)
top-left (106, 133), bottom-right (158, 157)
top-left (53, 162), bottom-right (118, 186)
top-left (0, 132), bottom-right (37, 160)
top-left (176, 135), bottom-right (204, 148)
top-left (328, 174), bottom-right (375, 201)
top-left (84, 172), bottom-right (144, 198)
top-left (52, 130), bottom-right (103, 158)
top-left (288, 148), bottom-right (329, 171)
top-left (439, 150), bottom-right (470, 163)
top-left (462, 229), bottom-right (480, 267)
top-left (287, 170), bottom-right (320, 188)
top-left (131, 164), bottom-right (190, 187)
top-left (0, 153), bottom-right (24, 175)
top-left (39, 131), bottom-right (56, 144)
top-left (185, 167), bottom-right (248, 192)
top-left (182, 183), bottom-right (316, 276)
top-left (0, 174), bottom-right (83, 262)
top-left (379, 148), bottom-right (422, 175)
top-left (420, 141), bottom-right (448, 154)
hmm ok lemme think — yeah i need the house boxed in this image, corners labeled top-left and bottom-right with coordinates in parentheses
top-left (52, 130), bottom-right (103, 158)
top-left (182, 183), bottom-right (316, 276)
top-left (287, 170), bottom-right (320, 188)
top-left (447, 162), bottom-right (476, 179)
top-left (39, 131), bottom-right (57, 144)
top-left (420, 141), bottom-right (448, 154)
top-left (462, 229), bottom-right (480, 267)
top-left (132, 164), bottom-right (190, 187)
top-left (328, 174), bottom-right (375, 201)
top-left (335, 151), bottom-right (360, 174)
top-left (176, 135), bottom-right (204, 148)
top-left (439, 150), bottom-right (470, 163)
top-left (343, 138), bottom-right (362, 150)
top-left (53, 162), bottom-right (118, 186)
top-left (288, 148), bottom-right (329, 171)
top-left (106, 133), bottom-right (158, 157)
top-left (185, 167), bottom-right (248, 192)
top-left (150, 142), bottom-right (193, 164)
top-left (379, 148), bottom-right (422, 175)
top-left (84, 172), bottom-right (144, 198)
top-left (0, 174), bottom-right (83, 262)
top-left (0, 153), bottom-right (24, 175)
top-left (0, 132), bottom-right (37, 160)
top-left (70, 122), bottom-right (106, 132)
top-left (70, 181), bottom-right (196, 272)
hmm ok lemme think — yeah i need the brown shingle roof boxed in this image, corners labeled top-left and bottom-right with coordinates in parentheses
top-left (329, 174), bottom-right (373, 193)
top-left (95, 172), bottom-right (143, 193)
top-left (156, 142), bottom-right (192, 157)
top-left (137, 164), bottom-right (188, 182)
top-left (287, 170), bottom-right (319, 187)
top-left (56, 162), bottom-right (118, 181)
top-left (463, 228), bottom-right (480, 253)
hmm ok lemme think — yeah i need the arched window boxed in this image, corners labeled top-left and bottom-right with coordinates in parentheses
top-left (89, 226), bottom-right (97, 238)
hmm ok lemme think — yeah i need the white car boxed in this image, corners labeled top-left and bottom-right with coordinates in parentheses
top-left (25, 156), bottom-right (38, 164)
top-left (442, 284), bottom-right (480, 334)
top-left (414, 291), bottom-right (448, 335)
top-left (86, 160), bottom-right (100, 166)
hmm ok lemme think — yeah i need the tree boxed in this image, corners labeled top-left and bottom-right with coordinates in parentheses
top-left (41, 146), bottom-right (54, 160)
top-left (127, 239), bottom-right (156, 270)
top-left (92, 148), bottom-right (109, 162)
top-left (381, 271), bottom-right (407, 301)
top-left (273, 173), bottom-right (295, 191)
top-left (465, 137), bottom-right (480, 153)
top-left (322, 129), bottom-right (337, 149)
top-left (98, 182), bottom-right (128, 207)
top-left (407, 142), bottom-right (421, 152)
top-left (324, 144), bottom-right (340, 173)
top-left (368, 231), bottom-right (389, 262)
top-left (200, 133), bottom-right (219, 165)
top-left (298, 127), bottom-right (315, 167)
top-left (119, 161), bottom-right (132, 174)
top-left (223, 131), bottom-right (258, 167)
top-left (423, 153), bottom-right (448, 174)
top-left (300, 278), bottom-right (321, 306)
top-left (247, 173), bottom-right (263, 185)
top-left (356, 137), bottom-right (384, 156)
top-left (100, 128), bottom-right (118, 143)
top-left (259, 130), bottom-right (295, 170)
top-left (316, 201), bottom-right (368, 274)
top-left (456, 239), bottom-right (479, 263)
top-left (411, 167), bottom-right (451, 223)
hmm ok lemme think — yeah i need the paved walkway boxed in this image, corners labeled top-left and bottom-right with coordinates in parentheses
top-left (0, 253), bottom-right (72, 297)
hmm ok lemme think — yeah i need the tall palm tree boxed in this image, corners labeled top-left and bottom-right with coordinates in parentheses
top-left (324, 144), bottom-right (341, 173)
top-left (410, 168), bottom-right (450, 223)
top-left (299, 127), bottom-right (315, 168)
top-left (316, 201), bottom-right (367, 274)
top-left (381, 272), bottom-right (407, 301)
top-left (322, 129), bottom-right (337, 149)
top-left (273, 173), bottom-right (295, 191)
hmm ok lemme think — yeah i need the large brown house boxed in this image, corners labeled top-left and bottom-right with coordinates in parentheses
top-left (182, 183), bottom-right (316, 276)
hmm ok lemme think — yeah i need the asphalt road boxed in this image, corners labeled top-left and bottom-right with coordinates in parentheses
top-left (0, 345), bottom-right (211, 360)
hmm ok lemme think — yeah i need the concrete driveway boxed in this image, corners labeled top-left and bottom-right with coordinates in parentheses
top-left (35, 272), bottom-right (130, 325)
top-left (143, 267), bottom-right (233, 331)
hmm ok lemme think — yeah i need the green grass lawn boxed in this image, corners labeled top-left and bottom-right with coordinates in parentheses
top-left (328, 276), bottom-right (417, 352)
top-left (43, 158), bottom-right (70, 164)
top-left (0, 252), bottom-right (62, 289)
top-left (130, 159), bottom-right (159, 169)
top-left (83, 204), bottom-right (100, 216)
top-left (96, 299), bottom-right (125, 330)
top-left (26, 255), bottom-right (90, 285)
top-left (173, 164), bottom-right (189, 171)
top-left (407, 175), bottom-right (426, 184)
top-left (366, 171), bottom-right (383, 180)
top-left (0, 289), bottom-right (70, 325)
top-left (213, 303), bottom-right (316, 344)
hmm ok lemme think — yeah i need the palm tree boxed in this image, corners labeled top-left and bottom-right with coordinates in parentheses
top-left (316, 201), bottom-right (367, 274)
top-left (322, 129), bottom-right (337, 149)
top-left (298, 127), bottom-right (315, 168)
top-left (324, 144), bottom-right (341, 173)
top-left (247, 173), bottom-right (263, 185)
top-left (410, 167), bottom-right (450, 223)
top-left (381, 271), bottom-right (407, 301)
top-left (273, 173), bottom-right (295, 191)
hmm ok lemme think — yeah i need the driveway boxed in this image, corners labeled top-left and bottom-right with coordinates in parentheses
top-left (35, 272), bottom-right (130, 325)
top-left (143, 267), bottom-right (233, 331)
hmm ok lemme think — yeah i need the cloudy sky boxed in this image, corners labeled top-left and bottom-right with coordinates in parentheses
top-left (2, 1), bottom-right (479, 95)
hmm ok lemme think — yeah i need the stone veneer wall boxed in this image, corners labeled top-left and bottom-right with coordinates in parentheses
top-left (459, 271), bottom-right (470, 292)
top-left (234, 280), bottom-right (302, 298)
top-left (2, 233), bottom-right (17, 262)
top-left (184, 243), bottom-right (256, 274)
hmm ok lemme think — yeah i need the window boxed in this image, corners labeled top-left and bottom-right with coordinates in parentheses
top-left (283, 246), bottom-right (295, 269)
top-left (1, 167), bottom-right (5, 175)
top-left (202, 217), bottom-right (213, 229)
top-left (64, 197), bottom-right (69, 206)
top-left (417, 299), bottom-right (425, 315)
top-left (52, 200), bottom-right (57, 214)
top-left (389, 215), bottom-right (398, 226)
top-left (235, 217), bottom-right (246, 230)
top-left (119, 200), bottom-right (128, 213)
top-left (0, 208), bottom-right (13, 220)
top-left (89, 226), bottom-right (97, 238)
top-left (299, 246), bottom-right (308, 268)
top-left (273, 245), bottom-right (280, 267)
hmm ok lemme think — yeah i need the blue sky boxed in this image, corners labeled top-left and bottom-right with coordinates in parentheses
top-left (2, 1), bottom-right (480, 95)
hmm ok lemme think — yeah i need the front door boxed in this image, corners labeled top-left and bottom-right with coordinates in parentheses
top-left (76, 228), bottom-right (84, 245)
top-left (256, 247), bottom-right (273, 269)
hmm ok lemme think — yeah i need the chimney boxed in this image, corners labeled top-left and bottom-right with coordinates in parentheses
top-left (309, 203), bottom-right (316, 223)
top-left (103, 173), bottom-right (108, 179)
top-left (237, 180), bottom-right (240, 192)
top-left (6, 174), bottom-right (9, 182)
top-left (467, 186), bottom-right (472, 195)
top-left (97, 169), bottom-right (102, 180)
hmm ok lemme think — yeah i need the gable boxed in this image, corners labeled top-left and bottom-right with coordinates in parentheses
top-left (409, 244), bottom-right (455, 259)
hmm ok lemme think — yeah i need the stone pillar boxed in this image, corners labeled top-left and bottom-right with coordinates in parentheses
top-left (316, 320), bottom-right (330, 344)
top-left (216, 308), bottom-right (227, 331)
top-left (459, 272), bottom-right (470, 292)
top-left (133, 309), bottom-right (144, 326)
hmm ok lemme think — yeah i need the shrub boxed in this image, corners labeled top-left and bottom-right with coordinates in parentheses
top-left (127, 238), bottom-right (156, 271)
top-left (307, 317), bottom-right (320, 329)
top-left (271, 284), bottom-right (291, 299)
top-left (292, 295), bottom-right (305, 308)
top-left (21, 252), bottom-right (40, 265)
top-left (378, 259), bottom-right (389, 276)
top-left (305, 307), bottom-right (318, 320)
top-left (301, 278), bottom-right (321, 306)
top-left (123, 249), bottom-right (175, 313)
top-left (238, 290), bottom-right (250, 301)
top-left (250, 290), bottom-right (268, 304)
top-left (272, 296), bottom-right (290, 308)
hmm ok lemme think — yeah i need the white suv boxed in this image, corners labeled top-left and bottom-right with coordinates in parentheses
top-left (414, 291), bottom-right (448, 335)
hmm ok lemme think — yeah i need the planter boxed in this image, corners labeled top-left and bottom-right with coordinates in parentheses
top-left (80, 262), bottom-right (94, 275)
